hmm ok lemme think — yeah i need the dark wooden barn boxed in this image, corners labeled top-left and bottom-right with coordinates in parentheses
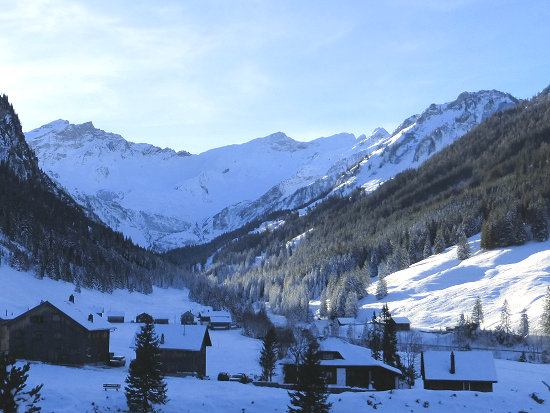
top-left (106, 311), bottom-right (125, 323)
top-left (149, 324), bottom-right (211, 377)
top-left (0, 301), bottom-right (111, 365)
top-left (180, 311), bottom-right (195, 325)
top-left (283, 338), bottom-right (401, 390)
top-left (421, 351), bottom-right (497, 392)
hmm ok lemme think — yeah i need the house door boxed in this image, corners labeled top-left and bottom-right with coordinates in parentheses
top-left (336, 368), bottom-right (346, 386)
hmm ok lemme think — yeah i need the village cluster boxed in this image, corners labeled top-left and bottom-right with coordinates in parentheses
top-left (0, 294), bottom-right (500, 396)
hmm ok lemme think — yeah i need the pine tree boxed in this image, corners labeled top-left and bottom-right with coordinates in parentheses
top-left (471, 296), bottom-right (484, 327)
top-left (531, 202), bottom-right (549, 242)
top-left (433, 229), bottom-right (446, 254)
top-left (125, 319), bottom-right (167, 412)
top-left (287, 338), bottom-right (332, 413)
top-left (375, 277), bottom-right (388, 301)
top-left (456, 233), bottom-right (471, 260)
top-left (260, 327), bottom-right (278, 381)
top-left (518, 308), bottom-right (529, 339)
top-left (367, 312), bottom-right (382, 361)
top-left (498, 299), bottom-right (511, 336)
top-left (319, 289), bottom-right (328, 318)
top-left (0, 353), bottom-right (43, 413)
top-left (344, 292), bottom-right (358, 318)
top-left (541, 286), bottom-right (550, 335)
top-left (381, 304), bottom-right (400, 368)
top-left (422, 237), bottom-right (432, 259)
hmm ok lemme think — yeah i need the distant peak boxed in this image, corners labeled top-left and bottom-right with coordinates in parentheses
top-left (371, 127), bottom-right (390, 138)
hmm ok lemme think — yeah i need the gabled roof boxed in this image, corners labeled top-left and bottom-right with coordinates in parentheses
top-left (423, 351), bottom-right (497, 382)
top-left (336, 317), bottom-right (358, 325)
top-left (153, 324), bottom-right (212, 351)
top-left (106, 311), bottom-right (125, 317)
top-left (6, 301), bottom-right (111, 332)
top-left (318, 338), bottom-right (402, 375)
top-left (392, 317), bottom-right (410, 324)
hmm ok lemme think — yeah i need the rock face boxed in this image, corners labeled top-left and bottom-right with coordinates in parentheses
top-left (25, 90), bottom-right (517, 251)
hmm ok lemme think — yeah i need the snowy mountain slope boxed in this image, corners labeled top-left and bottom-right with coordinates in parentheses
top-left (354, 235), bottom-right (550, 331)
top-left (25, 90), bottom-right (517, 251)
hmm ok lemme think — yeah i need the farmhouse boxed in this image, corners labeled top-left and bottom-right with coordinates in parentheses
top-left (283, 338), bottom-right (402, 390)
top-left (421, 351), bottom-right (497, 392)
top-left (106, 311), bottom-right (125, 323)
top-left (198, 310), bottom-right (232, 329)
top-left (0, 300), bottom-right (111, 365)
top-left (180, 310), bottom-right (196, 325)
top-left (148, 324), bottom-right (212, 377)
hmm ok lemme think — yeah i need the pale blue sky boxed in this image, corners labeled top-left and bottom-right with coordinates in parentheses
top-left (1, 0), bottom-right (549, 154)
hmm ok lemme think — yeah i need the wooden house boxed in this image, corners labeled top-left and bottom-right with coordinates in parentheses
top-left (0, 301), bottom-right (111, 365)
top-left (392, 317), bottom-right (411, 331)
top-left (148, 324), bottom-right (212, 377)
top-left (283, 338), bottom-right (402, 390)
top-left (180, 311), bottom-right (196, 325)
top-left (421, 351), bottom-right (497, 392)
top-left (197, 310), bottom-right (232, 329)
top-left (136, 313), bottom-right (153, 323)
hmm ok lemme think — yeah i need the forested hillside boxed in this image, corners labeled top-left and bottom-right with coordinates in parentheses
top-left (0, 95), bottom-right (182, 293)
top-left (178, 86), bottom-right (550, 319)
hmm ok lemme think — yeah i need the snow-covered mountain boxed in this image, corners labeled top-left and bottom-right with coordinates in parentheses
top-left (25, 90), bottom-right (517, 251)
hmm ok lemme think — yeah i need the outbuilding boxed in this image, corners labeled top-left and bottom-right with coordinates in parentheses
top-left (421, 351), bottom-right (497, 392)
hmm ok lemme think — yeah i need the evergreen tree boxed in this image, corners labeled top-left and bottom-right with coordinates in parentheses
top-left (0, 353), bottom-right (43, 413)
top-left (287, 338), bottom-right (332, 413)
top-left (471, 297), bottom-right (484, 327)
top-left (541, 286), bottom-right (550, 335)
top-left (380, 304), bottom-right (400, 368)
top-left (433, 229), bottom-right (446, 254)
top-left (422, 237), bottom-right (432, 259)
top-left (498, 299), bottom-right (511, 337)
top-left (344, 292), bottom-right (358, 318)
top-left (259, 327), bottom-right (278, 381)
top-left (375, 277), bottom-right (388, 301)
top-left (125, 319), bottom-right (167, 412)
top-left (518, 308), bottom-right (529, 339)
top-left (531, 201), bottom-right (549, 242)
top-left (456, 233), bottom-right (471, 260)
top-left (319, 289), bottom-right (328, 318)
top-left (367, 312), bottom-right (383, 361)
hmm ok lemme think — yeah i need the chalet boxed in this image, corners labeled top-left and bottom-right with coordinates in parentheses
top-left (148, 324), bottom-right (212, 377)
top-left (106, 311), bottom-right (125, 323)
top-left (421, 351), bottom-right (497, 392)
top-left (198, 310), bottom-right (232, 329)
top-left (136, 313), bottom-right (153, 323)
top-left (0, 301), bottom-right (111, 365)
top-left (283, 338), bottom-right (402, 390)
top-left (392, 317), bottom-right (411, 332)
top-left (180, 311), bottom-right (196, 325)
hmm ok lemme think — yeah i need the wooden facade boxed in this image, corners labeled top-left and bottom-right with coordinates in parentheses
top-left (180, 311), bottom-right (195, 325)
top-left (0, 301), bottom-right (110, 365)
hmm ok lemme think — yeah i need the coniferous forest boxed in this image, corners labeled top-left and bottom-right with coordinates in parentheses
top-left (169, 86), bottom-right (550, 320)
top-left (0, 95), bottom-right (184, 293)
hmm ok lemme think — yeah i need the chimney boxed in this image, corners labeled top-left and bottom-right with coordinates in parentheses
top-left (450, 351), bottom-right (455, 374)
top-left (69, 294), bottom-right (74, 303)
top-left (88, 314), bottom-right (94, 323)
top-left (160, 333), bottom-right (165, 344)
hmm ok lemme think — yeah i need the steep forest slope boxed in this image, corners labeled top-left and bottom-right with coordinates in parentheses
top-left (181, 86), bottom-right (550, 321)
top-left (0, 95), bottom-right (180, 293)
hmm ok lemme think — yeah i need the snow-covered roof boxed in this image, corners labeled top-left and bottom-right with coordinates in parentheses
top-left (423, 351), bottom-right (497, 382)
top-left (318, 338), bottom-right (402, 375)
top-left (107, 311), bottom-right (125, 317)
top-left (153, 324), bottom-right (211, 351)
top-left (50, 300), bottom-right (113, 331)
top-left (337, 317), bottom-right (358, 325)
top-left (392, 317), bottom-right (410, 324)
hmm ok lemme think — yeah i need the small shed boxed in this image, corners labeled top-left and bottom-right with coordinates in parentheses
top-left (153, 314), bottom-right (170, 324)
top-left (392, 316), bottom-right (411, 331)
top-left (421, 351), bottom-right (497, 392)
top-left (209, 311), bottom-right (232, 329)
top-left (106, 311), bottom-right (125, 323)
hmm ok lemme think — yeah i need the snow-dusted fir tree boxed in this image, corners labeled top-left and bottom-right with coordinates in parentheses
top-left (518, 308), bottom-right (529, 339)
top-left (433, 229), bottom-right (446, 254)
top-left (471, 296), bottom-right (484, 327)
top-left (125, 318), bottom-right (167, 412)
top-left (259, 327), bottom-right (278, 381)
top-left (288, 338), bottom-right (331, 413)
top-left (319, 289), bottom-right (328, 318)
top-left (422, 237), bottom-right (432, 259)
top-left (376, 277), bottom-right (388, 301)
top-left (541, 286), bottom-right (550, 335)
top-left (0, 354), bottom-right (43, 413)
top-left (457, 233), bottom-right (471, 260)
top-left (498, 299), bottom-right (511, 337)
top-left (344, 292), bottom-right (358, 318)
top-left (381, 304), bottom-right (400, 368)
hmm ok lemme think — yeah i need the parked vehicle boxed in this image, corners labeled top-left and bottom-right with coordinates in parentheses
top-left (229, 373), bottom-right (251, 384)
top-left (107, 355), bottom-right (126, 367)
top-left (217, 372), bottom-right (230, 381)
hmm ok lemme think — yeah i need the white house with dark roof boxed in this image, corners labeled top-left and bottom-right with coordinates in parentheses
top-left (421, 351), bottom-right (497, 392)
top-left (283, 338), bottom-right (402, 390)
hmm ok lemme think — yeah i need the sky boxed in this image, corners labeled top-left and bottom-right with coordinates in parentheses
top-left (1, 0), bottom-right (549, 154)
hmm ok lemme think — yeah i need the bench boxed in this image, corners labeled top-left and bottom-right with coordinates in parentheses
top-left (103, 384), bottom-right (121, 391)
